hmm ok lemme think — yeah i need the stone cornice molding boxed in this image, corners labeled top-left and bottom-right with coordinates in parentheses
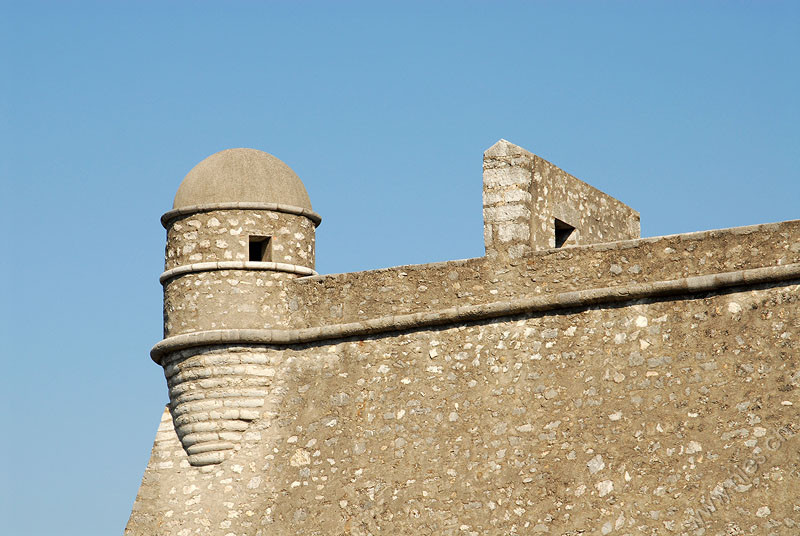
top-left (161, 202), bottom-right (322, 228)
top-left (160, 261), bottom-right (318, 284)
top-left (151, 262), bottom-right (800, 364)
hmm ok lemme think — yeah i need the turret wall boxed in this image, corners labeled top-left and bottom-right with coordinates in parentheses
top-left (165, 209), bottom-right (316, 270)
top-left (163, 271), bottom-right (297, 336)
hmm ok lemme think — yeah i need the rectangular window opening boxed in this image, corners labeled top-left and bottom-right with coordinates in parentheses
top-left (249, 236), bottom-right (272, 262)
top-left (554, 219), bottom-right (575, 248)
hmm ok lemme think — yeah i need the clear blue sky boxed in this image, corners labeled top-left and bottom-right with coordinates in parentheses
top-left (1, 2), bottom-right (798, 534)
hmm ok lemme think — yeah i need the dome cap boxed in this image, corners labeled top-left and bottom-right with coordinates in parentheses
top-left (173, 148), bottom-right (312, 211)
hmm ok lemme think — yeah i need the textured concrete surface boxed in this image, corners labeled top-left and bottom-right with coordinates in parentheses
top-left (127, 141), bottom-right (799, 535)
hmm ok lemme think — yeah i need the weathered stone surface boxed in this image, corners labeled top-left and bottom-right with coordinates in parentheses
top-left (165, 209), bottom-right (315, 271)
top-left (173, 148), bottom-right (314, 211)
top-left (126, 141), bottom-right (800, 536)
top-left (482, 140), bottom-right (640, 259)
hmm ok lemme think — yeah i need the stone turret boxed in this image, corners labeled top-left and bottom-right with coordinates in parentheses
top-left (154, 148), bottom-right (321, 466)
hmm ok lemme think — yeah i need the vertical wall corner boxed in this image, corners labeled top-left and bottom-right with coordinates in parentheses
top-left (482, 140), bottom-right (535, 261)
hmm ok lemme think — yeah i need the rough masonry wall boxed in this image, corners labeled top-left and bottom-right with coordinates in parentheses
top-left (127, 281), bottom-right (800, 535)
top-left (165, 209), bottom-right (315, 270)
top-left (482, 140), bottom-right (640, 259)
top-left (288, 220), bottom-right (800, 330)
top-left (164, 271), bottom-right (298, 336)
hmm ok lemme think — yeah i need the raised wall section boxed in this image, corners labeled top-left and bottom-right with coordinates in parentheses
top-left (482, 140), bottom-right (640, 259)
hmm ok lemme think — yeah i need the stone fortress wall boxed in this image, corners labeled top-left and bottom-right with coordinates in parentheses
top-left (126, 141), bottom-right (800, 535)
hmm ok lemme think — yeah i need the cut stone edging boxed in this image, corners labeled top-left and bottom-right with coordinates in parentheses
top-left (161, 202), bottom-right (323, 228)
top-left (151, 262), bottom-right (800, 364)
top-left (160, 261), bottom-right (318, 284)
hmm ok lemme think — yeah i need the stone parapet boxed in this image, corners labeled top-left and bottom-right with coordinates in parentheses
top-left (290, 219), bottom-right (800, 329)
top-left (152, 261), bottom-right (800, 363)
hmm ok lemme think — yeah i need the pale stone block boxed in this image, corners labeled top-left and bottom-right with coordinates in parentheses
top-left (483, 167), bottom-right (531, 188)
top-left (239, 409), bottom-right (261, 420)
top-left (218, 431), bottom-right (243, 442)
top-left (483, 139), bottom-right (531, 158)
top-left (503, 189), bottom-right (531, 203)
top-left (180, 431), bottom-right (220, 446)
top-left (187, 451), bottom-right (226, 466)
top-left (497, 223), bottom-right (530, 243)
top-left (221, 409), bottom-right (241, 420)
top-left (484, 204), bottom-right (530, 223)
top-left (482, 191), bottom-right (505, 205)
top-left (244, 365), bottom-right (275, 377)
top-left (225, 395), bottom-right (265, 409)
top-left (174, 412), bottom-right (210, 425)
top-left (183, 421), bottom-right (220, 433)
top-left (506, 244), bottom-right (530, 259)
top-left (221, 420), bottom-right (250, 431)
top-left (175, 399), bottom-right (223, 414)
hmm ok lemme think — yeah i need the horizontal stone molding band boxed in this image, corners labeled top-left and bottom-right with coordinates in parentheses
top-left (159, 261), bottom-right (318, 284)
top-left (151, 262), bottom-right (800, 364)
top-left (161, 202), bottom-right (323, 228)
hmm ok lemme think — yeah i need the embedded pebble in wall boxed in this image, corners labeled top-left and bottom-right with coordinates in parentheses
top-left (587, 454), bottom-right (605, 474)
top-left (596, 480), bottom-right (614, 497)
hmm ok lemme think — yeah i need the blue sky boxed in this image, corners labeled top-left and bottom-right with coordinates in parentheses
top-left (1, 2), bottom-right (798, 534)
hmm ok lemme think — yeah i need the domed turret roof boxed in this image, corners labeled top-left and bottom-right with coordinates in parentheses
top-left (173, 148), bottom-right (312, 210)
